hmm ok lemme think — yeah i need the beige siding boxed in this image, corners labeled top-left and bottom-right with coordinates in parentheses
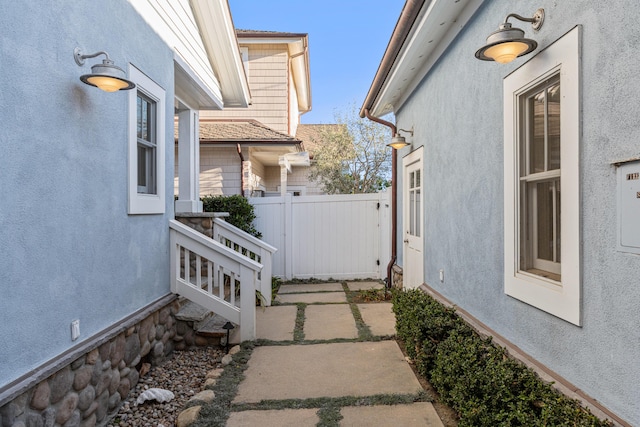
top-left (201, 44), bottom-right (290, 133)
top-left (199, 146), bottom-right (242, 196)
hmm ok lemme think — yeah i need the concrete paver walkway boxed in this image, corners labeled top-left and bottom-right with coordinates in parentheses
top-left (227, 281), bottom-right (445, 427)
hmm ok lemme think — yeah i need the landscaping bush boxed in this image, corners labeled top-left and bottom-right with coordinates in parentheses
top-left (201, 195), bottom-right (262, 238)
top-left (392, 289), bottom-right (611, 427)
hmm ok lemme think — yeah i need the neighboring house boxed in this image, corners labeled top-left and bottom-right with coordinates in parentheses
top-left (189, 119), bottom-right (306, 197)
top-left (361, 0), bottom-right (640, 425)
top-left (189, 29), bottom-right (317, 197)
top-left (0, 0), bottom-right (249, 425)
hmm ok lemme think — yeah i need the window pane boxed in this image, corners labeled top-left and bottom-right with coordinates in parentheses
top-left (415, 170), bottom-right (421, 188)
top-left (415, 189), bottom-right (421, 237)
top-left (536, 181), bottom-right (554, 262)
top-left (137, 145), bottom-right (146, 187)
top-left (556, 179), bottom-right (561, 263)
top-left (548, 83), bottom-right (561, 170)
top-left (529, 89), bottom-right (546, 173)
top-left (136, 96), bottom-right (142, 139)
top-left (409, 190), bottom-right (415, 235)
top-left (409, 171), bottom-right (415, 189)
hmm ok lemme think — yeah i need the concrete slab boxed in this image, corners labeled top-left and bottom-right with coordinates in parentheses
top-left (233, 341), bottom-right (422, 403)
top-left (346, 281), bottom-right (385, 291)
top-left (340, 403), bottom-right (444, 427)
top-left (304, 304), bottom-right (358, 340)
top-left (257, 306), bottom-right (298, 341)
top-left (227, 409), bottom-right (320, 427)
top-left (278, 283), bottom-right (344, 293)
top-left (277, 292), bottom-right (347, 304)
top-left (227, 409), bottom-right (319, 427)
top-left (357, 303), bottom-right (396, 337)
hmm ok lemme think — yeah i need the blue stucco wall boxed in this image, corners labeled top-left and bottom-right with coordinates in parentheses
top-left (0, 2), bottom-right (175, 387)
top-left (395, 0), bottom-right (640, 423)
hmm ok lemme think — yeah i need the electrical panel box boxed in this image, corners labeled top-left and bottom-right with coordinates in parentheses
top-left (618, 160), bottom-right (640, 254)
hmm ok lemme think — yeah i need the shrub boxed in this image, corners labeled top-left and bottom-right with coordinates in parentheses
top-left (201, 195), bottom-right (262, 238)
top-left (392, 289), bottom-right (611, 427)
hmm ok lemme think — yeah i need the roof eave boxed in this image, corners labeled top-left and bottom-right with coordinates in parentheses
top-left (189, 0), bottom-right (251, 108)
top-left (360, 0), bottom-right (486, 118)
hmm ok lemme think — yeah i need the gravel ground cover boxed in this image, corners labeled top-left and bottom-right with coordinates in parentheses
top-left (107, 346), bottom-right (225, 427)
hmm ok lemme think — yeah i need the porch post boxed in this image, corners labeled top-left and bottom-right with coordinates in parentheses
top-left (175, 108), bottom-right (203, 213)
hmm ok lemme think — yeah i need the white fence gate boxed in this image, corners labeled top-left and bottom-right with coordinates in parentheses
top-left (249, 192), bottom-right (391, 280)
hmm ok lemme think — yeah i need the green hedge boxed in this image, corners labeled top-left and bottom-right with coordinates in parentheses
top-left (201, 195), bottom-right (262, 239)
top-left (392, 289), bottom-right (611, 427)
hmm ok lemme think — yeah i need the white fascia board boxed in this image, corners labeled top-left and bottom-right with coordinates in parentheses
top-left (189, 0), bottom-right (251, 108)
top-left (289, 39), bottom-right (311, 113)
top-left (371, 0), bottom-right (486, 117)
top-left (174, 52), bottom-right (223, 110)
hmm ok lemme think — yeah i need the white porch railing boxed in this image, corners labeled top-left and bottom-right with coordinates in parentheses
top-left (169, 219), bottom-right (262, 341)
top-left (212, 218), bottom-right (277, 306)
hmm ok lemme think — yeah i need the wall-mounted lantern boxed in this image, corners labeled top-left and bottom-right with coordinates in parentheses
top-left (387, 128), bottom-right (414, 150)
top-left (475, 9), bottom-right (545, 64)
top-left (74, 48), bottom-right (135, 92)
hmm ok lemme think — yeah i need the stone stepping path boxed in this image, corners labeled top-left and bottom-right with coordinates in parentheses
top-left (230, 281), bottom-right (445, 426)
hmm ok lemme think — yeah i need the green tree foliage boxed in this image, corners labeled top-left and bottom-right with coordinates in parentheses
top-left (308, 104), bottom-right (391, 194)
top-left (201, 194), bottom-right (262, 239)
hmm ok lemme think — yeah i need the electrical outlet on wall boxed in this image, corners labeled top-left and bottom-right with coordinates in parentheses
top-left (439, 269), bottom-right (444, 283)
top-left (71, 319), bottom-right (80, 341)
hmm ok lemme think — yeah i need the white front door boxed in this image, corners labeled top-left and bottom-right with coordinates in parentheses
top-left (403, 148), bottom-right (424, 289)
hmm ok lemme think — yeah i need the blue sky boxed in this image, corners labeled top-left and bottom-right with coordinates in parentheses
top-left (228, 0), bottom-right (406, 124)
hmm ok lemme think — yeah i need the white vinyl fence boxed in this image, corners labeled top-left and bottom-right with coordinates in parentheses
top-left (249, 192), bottom-right (391, 280)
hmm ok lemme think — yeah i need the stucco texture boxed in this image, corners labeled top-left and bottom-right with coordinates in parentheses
top-left (0, 1), bottom-right (175, 387)
top-left (394, 0), bottom-right (640, 423)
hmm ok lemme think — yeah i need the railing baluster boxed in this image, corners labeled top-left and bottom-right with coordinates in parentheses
top-left (207, 259), bottom-right (213, 294)
top-left (230, 272), bottom-right (236, 307)
top-left (196, 254), bottom-right (202, 289)
top-left (184, 248), bottom-right (190, 284)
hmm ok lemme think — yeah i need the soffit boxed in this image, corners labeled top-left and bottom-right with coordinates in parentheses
top-left (370, 0), bottom-right (485, 117)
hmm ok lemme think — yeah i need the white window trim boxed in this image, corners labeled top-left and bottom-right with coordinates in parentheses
top-left (128, 65), bottom-right (166, 215)
top-left (503, 26), bottom-right (581, 325)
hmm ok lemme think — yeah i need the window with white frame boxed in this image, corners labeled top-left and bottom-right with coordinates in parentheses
top-left (128, 65), bottom-right (165, 214)
top-left (503, 27), bottom-right (581, 325)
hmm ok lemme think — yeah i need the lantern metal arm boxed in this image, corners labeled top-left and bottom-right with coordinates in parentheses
top-left (74, 48), bottom-right (112, 66)
top-left (503, 9), bottom-right (544, 31)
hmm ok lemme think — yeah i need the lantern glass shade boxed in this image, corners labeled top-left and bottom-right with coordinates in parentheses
top-left (387, 136), bottom-right (409, 150)
top-left (483, 41), bottom-right (530, 64)
top-left (83, 75), bottom-right (132, 92)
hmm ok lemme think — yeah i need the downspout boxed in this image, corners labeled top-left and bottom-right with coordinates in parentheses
top-left (236, 143), bottom-right (245, 198)
top-left (364, 109), bottom-right (397, 289)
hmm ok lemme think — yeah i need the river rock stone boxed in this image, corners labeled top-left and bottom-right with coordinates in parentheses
top-left (63, 409), bottom-right (80, 427)
top-left (30, 382), bottom-right (51, 410)
top-left (110, 334), bottom-right (126, 367)
top-left (86, 349), bottom-right (100, 365)
top-left (80, 413), bottom-right (96, 427)
top-left (73, 366), bottom-right (93, 391)
top-left (77, 386), bottom-right (95, 412)
top-left (176, 406), bottom-right (201, 427)
top-left (124, 336), bottom-right (140, 366)
top-left (71, 356), bottom-right (85, 371)
top-left (55, 393), bottom-right (78, 425)
top-left (50, 367), bottom-right (74, 404)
